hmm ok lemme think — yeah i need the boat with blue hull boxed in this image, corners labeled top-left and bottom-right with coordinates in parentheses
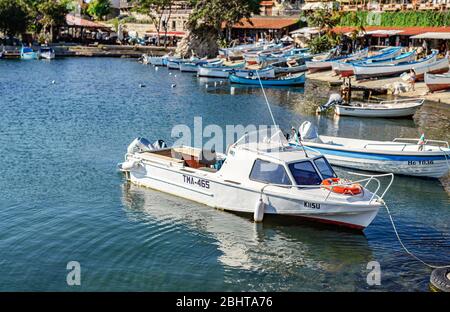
top-left (20, 46), bottom-right (38, 60)
top-left (230, 72), bottom-right (306, 86)
top-left (290, 122), bottom-right (450, 178)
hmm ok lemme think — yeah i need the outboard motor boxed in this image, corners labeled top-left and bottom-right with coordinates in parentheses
top-left (316, 93), bottom-right (343, 113)
top-left (299, 121), bottom-right (320, 142)
top-left (152, 139), bottom-right (167, 150)
top-left (127, 137), bottom-right (154, 154)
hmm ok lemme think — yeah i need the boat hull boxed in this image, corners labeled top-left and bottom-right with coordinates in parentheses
top-left (127, 160), bottom-right (379, 230)
top-left (229, 73), bottom-right (305, 86)
top-left (294, 143), bottom-right (449, 178)
top-left (425, 72), bottom-right (450, 92)
top-left (335, 105), bottom-right (420, 118)
top-left (198, 67), bottom-right (233, 78)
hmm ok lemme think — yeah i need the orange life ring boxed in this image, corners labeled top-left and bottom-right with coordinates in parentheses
top-left (321, 178), bottom-right (362, 196)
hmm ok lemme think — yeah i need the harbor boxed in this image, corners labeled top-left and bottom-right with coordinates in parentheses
top-left (1, 0), bottom-right (450, 296)
top-left (0, 57), bottom-right (449, 292)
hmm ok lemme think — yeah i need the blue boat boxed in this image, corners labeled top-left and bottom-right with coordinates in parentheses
top-left (229, 72), bottom-right (305, 86)
top-left (20, 46), bottom-right (38, 60)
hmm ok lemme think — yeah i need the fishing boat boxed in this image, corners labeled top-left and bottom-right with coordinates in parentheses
top-left (425, 72), bottom-right (450, 92)
top-left (332, 47), bottom-right (402, 77)
top-left (39, 47), bottom-right (55, 60)
top-left (232, 67), bottom-right (276, 78)
top-left (412, 58), bottom-right (449, 81)
top-left (290, 121), bottom-right (450, 178)
top-left (197, 61), bottom-right (246, 78)
top-left (229, 72), bottom-right (306, 86)
top-left (353, 50), bottom-right (437, 80)
top-left (118, 130), bottom-right (393, 230)
top-left (306, 48), bottom-right (369, 73)
top-left (317, 94), bottom-right (424, 118)
top-left (149, 54), bottom-right (169, 66)
top-left (179, 59), bottom-right (222, 73)
top-left (272, 57), bottom-right (307, 74)
top-left (20, 46), bottom-right (38, 60)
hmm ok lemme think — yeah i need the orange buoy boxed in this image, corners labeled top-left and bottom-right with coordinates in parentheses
top-left (321, 178), bottom-right (362, 196)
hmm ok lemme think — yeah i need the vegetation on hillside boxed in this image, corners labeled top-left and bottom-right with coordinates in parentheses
top-left (338, 11), bottom-right (450, 27)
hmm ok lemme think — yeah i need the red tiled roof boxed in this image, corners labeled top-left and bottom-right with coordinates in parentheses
top-left (260, 1), bottom-right (274, 6)
top-left (229, 17), bottom-right (299, 30)
top-left (66, 14), bottom-right (110, 29)
top-left (333, 26), bottom-right (450, 36)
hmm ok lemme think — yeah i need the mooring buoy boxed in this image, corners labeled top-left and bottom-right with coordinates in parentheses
top-left (171, 84), bottom-right (176, 88)
top-left (430, 268), bottom-right (450, 292)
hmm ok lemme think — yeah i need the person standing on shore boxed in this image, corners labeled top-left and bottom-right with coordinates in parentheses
top-left (408, 69), bottom-right (416, 91)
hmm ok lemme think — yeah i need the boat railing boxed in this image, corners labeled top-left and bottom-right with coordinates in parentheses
top-left (259, 173), bottom-right (394, 204)
top-left (392, 138), bottom-right (449, 148)
top-left (378, 98), bottom-right (425, 105)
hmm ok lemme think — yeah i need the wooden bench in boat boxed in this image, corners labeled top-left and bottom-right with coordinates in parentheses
top-left (138, 147), bottom-right (218, 172)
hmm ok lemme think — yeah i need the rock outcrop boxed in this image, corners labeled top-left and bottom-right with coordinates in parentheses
top-left (175, 27), bottom-right (219, 58)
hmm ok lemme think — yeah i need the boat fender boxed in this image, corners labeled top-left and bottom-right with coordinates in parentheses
top-left (254, 198), bottom-right (265, 222)
top-left (430, 268), bottom-right (450, 292)
top-left (121, 159), bottom-right (139, 171)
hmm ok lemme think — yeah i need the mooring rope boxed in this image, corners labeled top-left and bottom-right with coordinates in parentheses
top-left (384, 203), bottom-right (450, 269)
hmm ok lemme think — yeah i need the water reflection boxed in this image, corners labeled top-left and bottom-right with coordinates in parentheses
top-left (121, 182), bottom-right (374, 280)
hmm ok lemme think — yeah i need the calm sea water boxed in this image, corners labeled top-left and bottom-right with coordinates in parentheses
top-left (0, 58), bottom-right (449, 291)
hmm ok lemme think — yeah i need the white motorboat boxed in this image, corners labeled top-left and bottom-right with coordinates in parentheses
top-left (39, 47), bottom-right (55, 60)
top-left (290, 121), bottom-right (450, 178)
top-left (425, 72), bottom-right (450, 92)
top-left (317, 94), bottom-right (424, 118)
top-left (118, 131), bottom-right (393, 230)
top-left (197, 62), bottom-right (245, 78)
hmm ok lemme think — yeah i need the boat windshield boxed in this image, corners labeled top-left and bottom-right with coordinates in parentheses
top-left (288, 161), bottom-right (322, 185)
top-left (288, 157), bottom-right (336, 185)
top-left (234, 128), bottom-right (288, 151)
top-left (313, 157), bottom-right (337, 179)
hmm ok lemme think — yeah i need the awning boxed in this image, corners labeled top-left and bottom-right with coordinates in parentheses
top-left (365, 29), bottom-right (403, 37)
top-left (290, 27), bottom-right (320, 37)
top-left (301, 2), bottom-right (334, 10)
top-left (145, 31), bottom-right (186, 37)
top-left (410, 32), bottom-right (450, 40)
top-left (260, 1), bottom-right (274, 6)
top-left (228, 17), bottom-right (298, 30)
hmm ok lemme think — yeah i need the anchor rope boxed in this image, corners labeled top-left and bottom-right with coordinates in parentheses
top-left (384, 202), bottom-right (450, 269)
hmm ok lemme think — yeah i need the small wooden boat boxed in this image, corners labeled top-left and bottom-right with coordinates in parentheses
top-left (332, 47), bottom-right (402, 77)
top-left (317, 93), bottom-right (424, 118)
top-left (229, 72), bottom-right (305, 86)
top-left (119, 130), bottom-right (393, 230)
top-left (197, 61), bottom-right (245, 78)
top-left (290, 121), bottom-right (450, 178)
top-left (425, 72), bottom-right (450, 92)
top-left (353, 50), bottom-right (438, 80)
top-left (20, 46), bottom-right (38, 60)
top-left (272, 57), bottom-right (307, 74)
top-left (149, 54), bottom-right (169, 66)
top-left (232, 67), bottom-right (275, 78)
top-left (412, 58), bottom-right (449, 81)
top-left (39, 47), bottom-right (55, 60)
top-left (179, 59), bottom-right (222, 73)
top-left (306, 48), bottom-right (368, 73)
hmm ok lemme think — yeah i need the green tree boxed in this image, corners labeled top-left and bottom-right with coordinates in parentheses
top-left (36, 0), bottom-right (71, 42)
top-left (87, 0), bottom-right (111, 21)
top-left (305, 3), bottom-right (342, 53)
top-left (0, 0), bottom-right (30, 36)
top-left (188, 0), bottom-right (261, 37)
top-left (132, 0), bottom-right (175, 47)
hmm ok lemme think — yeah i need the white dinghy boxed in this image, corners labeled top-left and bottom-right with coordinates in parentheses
top-left (317, 94), bottom-right (424, 118)
top-left (290, 122), bottom-right (450, 178)
top-left (119, 130), bottom-right (393, 230)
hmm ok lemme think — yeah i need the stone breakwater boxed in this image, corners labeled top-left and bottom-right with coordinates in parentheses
top-left (57, 45), bottom-right (175, 58)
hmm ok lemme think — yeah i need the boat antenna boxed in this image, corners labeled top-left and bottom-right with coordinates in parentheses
top-left (255, 69), bottom-right (277, 129)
